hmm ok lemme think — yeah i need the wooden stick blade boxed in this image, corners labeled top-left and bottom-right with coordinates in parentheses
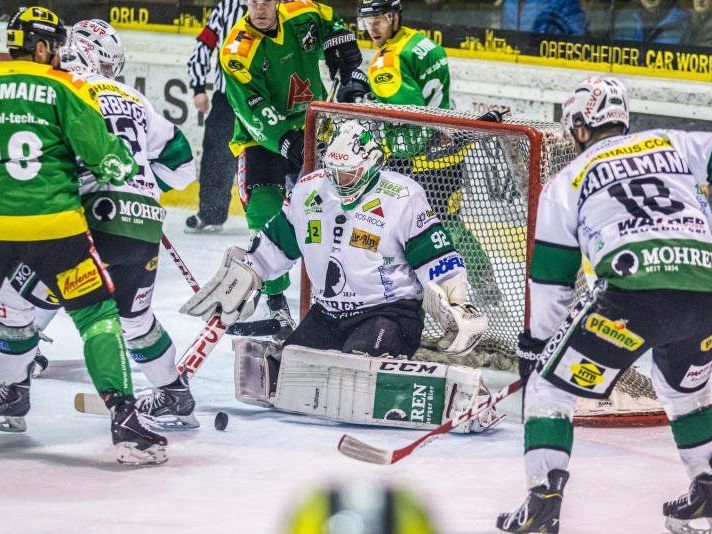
top-left (74, 393), bottom-right (109, 415)
top-left (338, 434), bottom-right (393, 465)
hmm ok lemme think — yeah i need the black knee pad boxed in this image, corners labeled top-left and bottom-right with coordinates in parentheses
top-left (343, 316), bottom-right (404, 357)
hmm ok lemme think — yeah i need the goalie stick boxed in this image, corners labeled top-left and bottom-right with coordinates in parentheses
top-left (338, 378), bottom-right (523, 465)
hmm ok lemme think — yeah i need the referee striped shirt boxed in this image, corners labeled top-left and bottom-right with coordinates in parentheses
top-left (187, 0), bottom-right (246, 95)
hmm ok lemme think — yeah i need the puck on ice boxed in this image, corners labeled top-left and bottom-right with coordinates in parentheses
top-left (214, 411), bottom-right (229, 431)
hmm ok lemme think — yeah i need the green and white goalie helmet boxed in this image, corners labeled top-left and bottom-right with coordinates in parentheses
top-left (323, 120), bottom-right (385, 206)
top-left (561, 76), bottom-right (629, 137)
top-left (61, 19), bottom-right (125, 78)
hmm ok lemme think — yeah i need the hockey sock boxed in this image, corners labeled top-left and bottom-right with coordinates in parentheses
top-left (68, 300), bottom-right (133, 396)
top-left (246, 184), bottom-right (290, 295)
top-left (670, 406), bottom-right (712, 478)
top-left (0, 323), bottom-right (38, 384)
top-left (524, 417), bottom-right (574, 488)
top-left (126, 320), bottom-right (178, 388)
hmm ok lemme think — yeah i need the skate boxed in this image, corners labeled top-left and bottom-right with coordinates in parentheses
top-left (110, 395), bottom-right (168, 465)
top-left (664, 466), bottom-right (712, 534)
top-left (0, 374), bottom-right (31, 433)
top-left (496, 469), bottom-right (569, 533)
top-left (184, 214), bottom-right (223, 234)
top-left (135, 375), bottom-right (199, 429)
top-left (267, 293), bottom-right (295, 342)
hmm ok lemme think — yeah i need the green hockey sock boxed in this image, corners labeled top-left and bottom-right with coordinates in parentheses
top-left (68, 300), bottom-right (133, 396)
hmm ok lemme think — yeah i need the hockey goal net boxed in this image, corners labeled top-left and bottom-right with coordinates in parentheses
top-left (301, 101), bottom-right (667, 427)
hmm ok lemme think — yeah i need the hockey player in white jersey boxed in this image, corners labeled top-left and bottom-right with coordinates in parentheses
top-left (0, 20), bottom-right (199, 428)
top-left (180, 120), bottom-right (501, 432)
top-left (497, 77), bottom-right (712, 534)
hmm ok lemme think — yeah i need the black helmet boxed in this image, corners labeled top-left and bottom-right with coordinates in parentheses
top-left (358, 0), bottom-right (402, 18)
top-left (7, 6), bottom-right (67, 59)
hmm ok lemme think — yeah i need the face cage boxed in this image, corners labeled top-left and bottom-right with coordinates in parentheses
top-left (327, 166), bottom-right (377, 204)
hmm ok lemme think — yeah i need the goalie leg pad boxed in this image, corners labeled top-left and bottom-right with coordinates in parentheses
top-left (272, 345), bottom-right (499, 431)
top-left (233, 337), bottom-right (282, 407)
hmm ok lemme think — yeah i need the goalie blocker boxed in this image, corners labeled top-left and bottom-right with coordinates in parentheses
top-left (233, 341), bottom-right (503, 433)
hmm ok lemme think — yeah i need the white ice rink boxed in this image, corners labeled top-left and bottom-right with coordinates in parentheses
top-left (1, 209), bottom-right (695, 534)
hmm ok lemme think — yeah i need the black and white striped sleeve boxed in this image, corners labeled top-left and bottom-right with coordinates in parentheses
top-left (187, 0), bottom-right (244, 94)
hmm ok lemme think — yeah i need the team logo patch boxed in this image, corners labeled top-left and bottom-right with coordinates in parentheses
top-left (323, 257), bottom-right (346, 298)
top-left (569, 360), bottom-right (606, 389)
top-left (131, 285), bottom-right (154, 313)
top-left (349, 228), bottom-right (380, 252)
top-left (374, 72), bottom-right (393, 84)
top-left (92, 197), bottom-right (116, 222)
top-left (303, 190), bottom-right (323, 214)
top-left (681, 362), bottom-right (712, 389)
top-left (145, 256), bottom-right (158, 271)
top-left (305, 220), bottom-right (321, 244)
top-left (701, 334), bottom-right (712, 352)
top-left (362, 198), bottom-right (384, 217)
top-left (295, 21), bottom-right (318, 52)
top-left (56, 258), bottom-right (103, 300)
top-left (584, 313), bottom-right (644, 351)
top-left (416, 209), bottom-right (436, 228)
top-left (611, 250), bottom-right (639, 276)
top-left (376, 179), bottom-right (408, 198)
top-left (287, 73), bottom-right (313, 111)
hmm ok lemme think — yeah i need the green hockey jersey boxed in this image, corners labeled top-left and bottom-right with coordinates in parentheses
top-left (220, 0), bottom-right (346, 157)
top-left (367, 27), bottom-right (451, 164)
top-left (0, 60), bottom-right (137, 242)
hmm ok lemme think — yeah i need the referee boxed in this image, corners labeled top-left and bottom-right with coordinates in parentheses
top-left (186, 0), bottom-right (246, 233)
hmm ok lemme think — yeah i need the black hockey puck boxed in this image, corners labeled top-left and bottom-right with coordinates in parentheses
top-left (214, 411), bottom-right (229, 431)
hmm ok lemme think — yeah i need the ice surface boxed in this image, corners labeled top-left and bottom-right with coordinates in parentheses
top-left (1, 209), bottom-right (691, 533)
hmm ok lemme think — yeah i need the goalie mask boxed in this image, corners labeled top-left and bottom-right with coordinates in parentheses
top-left (323, 121), bottom-right (385, 206)
top-left (61, 20), bottom-right (125, 78)
top-left (7, 6), bottom-right (67, 61)
top-left (561, 76), bottom-right (629, 140)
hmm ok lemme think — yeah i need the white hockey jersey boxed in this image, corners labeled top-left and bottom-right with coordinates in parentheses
top-left (79, 74), bottom-right (196, 243)
top-left (530, 129), bottom-right (712, 340)
top-left (246, 169), bottom-right (466, 316)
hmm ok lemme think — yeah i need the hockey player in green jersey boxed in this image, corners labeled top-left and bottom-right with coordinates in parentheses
top-left (220, 0), bottom-right (367, 340)
top-left (0, 7), bottom-right (167, 465)
top-left (358, 0), bottom-right (502, 307)
top-left (498, 77), bottom-right (712, 533)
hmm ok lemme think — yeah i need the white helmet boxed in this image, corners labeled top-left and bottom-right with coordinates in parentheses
top-left (323, 121), bottom-right (384, 205)
top-left (562, 76), bottom-right (629, 137)
top-left (62, 19), bottom-right (125, 78)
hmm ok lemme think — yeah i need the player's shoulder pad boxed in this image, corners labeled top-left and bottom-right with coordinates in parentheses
top-left (85, 75), bottom-right (142, 106)
top-left (220, 19), bottom-right (261, 84)
top-left (0, 62), bottom-right (101, 112)
top-left (280, 0), bottom-right (333, 22)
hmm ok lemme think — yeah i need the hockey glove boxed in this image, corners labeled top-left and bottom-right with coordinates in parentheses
top-left (476, 109), bottom-right (507, 123)
top-left (179, 246), bottom-right (262, 325)
top-left (279, 130), bottom-right (304, 170)
top-left (336, 69), bottom-right (372, 103)
top-left (423, 271), bottom-right (489, 357)
top-left (323, 28), bottom-right (362, 81)
top-left (517, 330), bottom-right (547, 382)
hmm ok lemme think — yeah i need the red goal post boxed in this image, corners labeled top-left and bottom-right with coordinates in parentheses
top-left (300, 101), bottom-right (668, 428)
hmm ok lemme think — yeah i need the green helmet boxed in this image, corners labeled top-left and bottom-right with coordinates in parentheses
top-left (7, 6), bottom-right (67, 59)
top-left (287, 481), bottom-right (438, 534)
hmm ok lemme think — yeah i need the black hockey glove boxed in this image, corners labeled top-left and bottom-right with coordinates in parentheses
top-left (336, 69), bottom-right (371, 103)
top-left (476, 109), bottom-right (507, 123)
top-left (425, 130), bottom-right (473, 162)
top-left (279, 130), bottom-right (304, 170)
top-left (323, 28), bottom-right (362, 81)
top-left (517, 330), bottom-right (547, 383)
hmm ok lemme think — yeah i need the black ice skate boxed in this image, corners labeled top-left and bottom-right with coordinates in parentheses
top-left (184, 214), bottom-right (223, 234)
top-left (110, 395), bottom-right (168, 465)
top-left (664, 465), bottom-right (712, 534)
top-left (267, 293), bottom-right (295, 342)
top-left (0, 373), bottom-right (31, 433)
top-left (135, 375), bottom-right (199, 429)
top-left (496, 469), bottom-right (569, 533)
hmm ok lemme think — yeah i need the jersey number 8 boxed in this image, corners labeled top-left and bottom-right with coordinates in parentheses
top-left (4, 131), bottom-right (43, 181)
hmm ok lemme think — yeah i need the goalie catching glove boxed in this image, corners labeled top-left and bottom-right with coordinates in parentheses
top-left (179, 246), bottom-right (262, 325)
top-left (423, 271), bottom-right (489, 356)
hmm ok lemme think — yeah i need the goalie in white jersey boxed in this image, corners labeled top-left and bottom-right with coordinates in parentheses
top-left (497, 77), bottom-right (712, 534)
top-left (181, 121), bottom-right (501, 433)
top-left (0, 20), bottom-right (198, 430)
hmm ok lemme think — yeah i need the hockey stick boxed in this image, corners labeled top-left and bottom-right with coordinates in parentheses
top-left (338, 378), bottom-right (523, 465)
